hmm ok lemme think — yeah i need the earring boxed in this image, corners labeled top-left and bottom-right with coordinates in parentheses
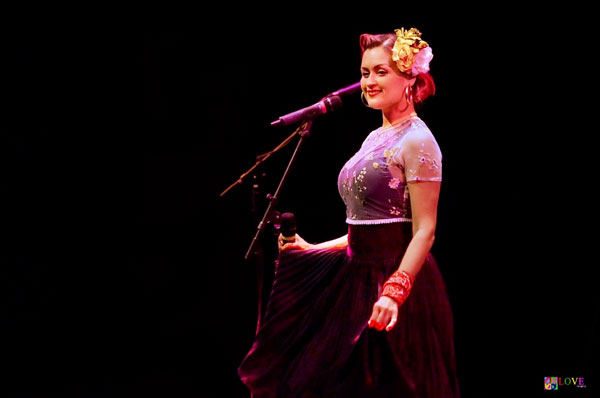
top-left (360, 92), bottom-right (369, 107)
top-left (405, 85), bottom-right (414, 105)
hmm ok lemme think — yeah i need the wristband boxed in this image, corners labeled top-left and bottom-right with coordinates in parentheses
top-left (381, 270), bottom-right (413, 306)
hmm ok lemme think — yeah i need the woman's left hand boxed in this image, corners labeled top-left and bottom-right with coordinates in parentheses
top-left (368, 296), bottom-right (399, 332)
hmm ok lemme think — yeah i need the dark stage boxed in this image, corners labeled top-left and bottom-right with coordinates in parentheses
top-left (4, 5), bottom-right (597, 397)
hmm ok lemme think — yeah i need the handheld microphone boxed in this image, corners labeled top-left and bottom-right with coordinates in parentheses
top-left (279, 212), bottom-right (297, 244)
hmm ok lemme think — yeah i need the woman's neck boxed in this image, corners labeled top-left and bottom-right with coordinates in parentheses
top-left (382, 105), bottom-right (417, 128)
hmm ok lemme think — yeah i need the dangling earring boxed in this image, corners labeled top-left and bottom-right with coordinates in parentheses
top-left (405, 85), bottom-right (414, 105)
top-left (360, 92), bottom-right (369, 107)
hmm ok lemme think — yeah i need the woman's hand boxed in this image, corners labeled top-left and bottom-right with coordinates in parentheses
top-left (278, 233), bottom-right (314, 251)
top-left (368, 296), bottom-right (399, 332)
top-left (279, 234), bottom-right (349, 252)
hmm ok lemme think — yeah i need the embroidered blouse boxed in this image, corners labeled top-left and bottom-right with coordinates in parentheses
top-left (337, 117), bottom-right (442, 225)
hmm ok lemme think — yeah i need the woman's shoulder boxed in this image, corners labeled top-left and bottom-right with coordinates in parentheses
top-left (390, 118), bottom-right (436, 147)
top-left (405, 118), bottom-right (436, 141)
top-left (398, 119), bottom-right (441, 158)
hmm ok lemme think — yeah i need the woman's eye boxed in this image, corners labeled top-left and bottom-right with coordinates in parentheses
top-left (377, 70), bottom-right (387, 76)
top-left (362, 71), bottom-right (369, 78)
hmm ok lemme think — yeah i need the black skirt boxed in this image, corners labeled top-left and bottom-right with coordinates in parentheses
top-left (239, 222), bottom-right (460, 398)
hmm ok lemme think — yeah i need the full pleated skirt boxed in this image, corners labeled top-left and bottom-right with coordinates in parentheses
top-left (238, 222), bottom-right (460, 398)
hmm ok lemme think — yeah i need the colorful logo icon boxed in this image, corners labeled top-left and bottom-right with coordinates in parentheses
top-left (544, 376), bottom-right (586, 390)
top-left (544, 377), bottom-right (558, 390)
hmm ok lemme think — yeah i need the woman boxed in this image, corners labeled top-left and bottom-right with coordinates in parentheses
top-left (239, 28), bottom-right (459, 398)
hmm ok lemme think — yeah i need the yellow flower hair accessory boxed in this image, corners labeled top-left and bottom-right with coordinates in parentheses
top-left (391, 27), bottom-right (433, 76)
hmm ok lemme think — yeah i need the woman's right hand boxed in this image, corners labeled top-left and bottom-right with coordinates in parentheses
top-left (278, 233), bottom-right (314, 251)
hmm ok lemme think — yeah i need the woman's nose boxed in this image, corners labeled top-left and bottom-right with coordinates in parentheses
top-left (365, 74), bottom-right (377, 86)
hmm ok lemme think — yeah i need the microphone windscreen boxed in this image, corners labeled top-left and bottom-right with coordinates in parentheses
top-left (280, 212), bottom-right (297, 239)
top-left (324, 95), bottom-right (342, 112)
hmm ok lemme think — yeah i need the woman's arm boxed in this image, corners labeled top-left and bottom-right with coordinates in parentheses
top-left (397, 180), bottom-right (440, 276)
top-left (369, 180), bottom-right (441, 331)
top-left (279, 234), bottom-right (348, 251)
top-left (313, 235), bottom-right (348, 250)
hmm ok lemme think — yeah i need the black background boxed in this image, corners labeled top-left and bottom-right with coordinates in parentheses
top-left (4, 4), bottom-right (598, 397)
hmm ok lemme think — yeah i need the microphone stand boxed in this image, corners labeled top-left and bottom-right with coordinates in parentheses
top-left (220, 118), bottom-right (315, 335)
top-left (219, 87), bottom-right (356, 398)
top-left (246, 120), bottom-right (313, 345)
top-left (244, 120), bottom-right (312, 262)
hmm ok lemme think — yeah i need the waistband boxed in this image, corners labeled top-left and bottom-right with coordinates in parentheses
top-left (347, 222), bottom-right (412, 261)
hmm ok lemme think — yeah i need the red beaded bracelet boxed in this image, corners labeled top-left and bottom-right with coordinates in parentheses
top-left (381, 270), bottom-right (413, 306)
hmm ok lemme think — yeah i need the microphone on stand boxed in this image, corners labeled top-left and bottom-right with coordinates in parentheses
top-left (271, 96), bottom-right (342, 127)
top-left (269, 81), bottom-right (361, 127)
top-left (327, 81), bottom-right (362, 97)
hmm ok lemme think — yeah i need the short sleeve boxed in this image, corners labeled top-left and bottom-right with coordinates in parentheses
top-left (394, 127), bottom-right (442, 182)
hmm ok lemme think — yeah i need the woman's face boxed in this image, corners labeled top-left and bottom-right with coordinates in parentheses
top-left (360, 46), bottom-right (413, 111)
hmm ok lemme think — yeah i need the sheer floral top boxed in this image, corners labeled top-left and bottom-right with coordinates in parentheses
top-left (337, 116), bottom-right (442, 225)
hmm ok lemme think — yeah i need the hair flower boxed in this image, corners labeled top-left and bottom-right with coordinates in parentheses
top-left (392, 28), bottom-right (433, 76)
top-left (411, 47), bottom-right (433, 75)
